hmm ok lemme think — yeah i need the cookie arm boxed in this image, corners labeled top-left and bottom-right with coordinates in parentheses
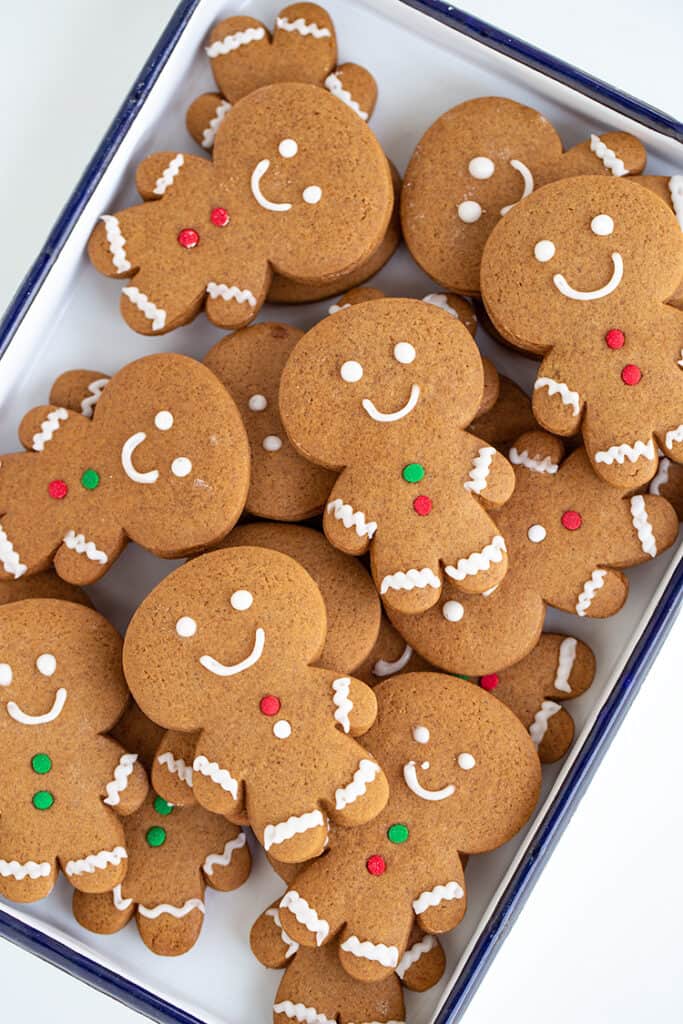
top-left (134, 152), bottom-right (212, 201)
top-left (532, 366), bottom-right (584, 437)
top-left (98, 738), bottom-right (149, 816)
top-left (17, 404), bottom-right (89, 453)
top-left (191, 738), bottom-right (246, 821)
top-left (323, 474), bottom-right (377, 557)
top-left (186, 92), bottom-right (232, 151)
top-left (201, 827), bottom-right (251, 892)
top-left (53, 522), bottom-right (127, 586)
top-left (49, 371), bottom-right (110, 418)
top-left (462, 435), bottom-right (515, 508)
top-left (328, 673), bottom-right (378, 736)
top-left (152, 731), bottom-right (198, 807)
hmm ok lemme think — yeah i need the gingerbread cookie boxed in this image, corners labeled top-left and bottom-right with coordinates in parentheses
top-left (481, 175), bottom-right (683, 489)
top-left (354, 614), bottom-right (431, 687)
top-left (0, 599), bottom-right (147, 902)
top-left (402, 96), bottom-right (646, 295)
top-left (470, 375), bottom-right (537, 451)
top-left (637, 174), bottom-right (683, 309)
top-left (649, 455), bottom-right (683, 520)
top-left (277, 672), bottom-right (540, 981)
top-left (279, 298), bottom-right (515, 614)
top-left (0, 572), bottom-right (90, 609)
top-left (124, 546), bottom-right (389, 863)
top-left (88, 83), bottom-right (393, 334)
top-left (0, 354), bottom-right (249, 584)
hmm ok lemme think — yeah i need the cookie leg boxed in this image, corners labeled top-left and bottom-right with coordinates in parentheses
top-left (135, 885), bottom-right (206, 956)
top-left (0, 824), bottom-right (57, 903)
top-left (73, 886), bottom-right (135, 935)
top-left (397, 929), bottom-right (447, 992)
top-left (59, 811), bottom-right (128, 894)
top-left (443, 526), bottom-right (509, 597)
top-left (372, 547), bottom-right (443, 616)
top-left (338, 908), bottom-right (415, 984)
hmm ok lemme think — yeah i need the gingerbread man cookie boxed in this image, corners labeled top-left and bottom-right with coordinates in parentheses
top-left (649, 454), bottom-right (683, 521)
top-left (279, 298), bottom-right (515, 614)
top-left (277, 672), bottom-right (540, 982)
top-left (88, 83), bottom-right (393, 334)
top-left (402, 96), bottom-right (646, 295)
top-left (353, 614), bottom-right (432, 688)
top-left (637, 174), bottom-right (683, 310)
top-left (0, 354), bottom-right (249, 585)
top-left (124, 547), bottom-right (389, 863)
top-left (481, 175), bottom-right (683, 489)
top-left (0, 599), bottom-right (147, 903)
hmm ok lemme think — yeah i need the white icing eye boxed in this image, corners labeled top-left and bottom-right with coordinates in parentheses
top-left (262, 435), bottom-right (283, 452)
top-left (442, 600), bottom-right (464, 623)
top-left (154, 410), bottom-right (174, 431)
top-left (278, 138), bottom-right (298, 159)
top-left (393, 341), bottom-right (416, 365)
top-left (458, 752), bottom-right (476, 770)
top-left (468, 156), bottom-right (495, 179)
top-left (534, 240), bottom-right (556, 263)
top-left (36, 653), bottom-right (56, 677)
top-left (273, 719), bottom-right (292, 739)
top-left (302, 185), bottom-right (322, 204)
top-left (527, 524), bottom-right (547, 543)
top-left (457, 200), bottom-right (482, 223)
top-left (412, 724), bottom-right (430, 744)
top-left (248, 394), bottom-right (267, 412)
top-left (230, 589), bottom-right (253, 611)
top-left (0, 663), bottom-right (12, 686)
top-left (591, 213), bottom-right (614, 236)
top-left (176, 616), bottom-right (197, 638)
top-left (171, 457), bottom-right (192, 478)
top-left (340, 360), bottom-right (363, 383)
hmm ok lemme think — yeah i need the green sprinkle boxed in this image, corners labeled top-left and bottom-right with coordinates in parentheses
top-left (153, 796), bottom-right (173, 816)
top-left (80, 468), bottom-right (100, 490)
top-left (387, 822), bottom-right (409, 844)
top-left (32, 790), bottom-right (54, 810)
top-left (31, 753), bottom-right (52, 775)
top-left (402, 463), bottom-right (425, 483)
top-left (146, 826), bottom-right (167, 848)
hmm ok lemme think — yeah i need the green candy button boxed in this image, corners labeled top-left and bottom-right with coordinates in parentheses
top-left (146, 826), bottom-right (167, 848)
top-left (387, 822), bottom-right (409, 844)
top-left (154, 796), bottom-right (173, 816)
top-left (32, 790), bottom-right (54, 811)
top-left (402, 463), bottom-right (425, 484)
top-left (31, 753), bottom-right (52, 775)
top-left (80, 468), bottom-right (100, 490)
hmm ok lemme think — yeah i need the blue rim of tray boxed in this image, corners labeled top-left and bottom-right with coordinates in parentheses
top-left (0, 2), bottom-right (681, 1022)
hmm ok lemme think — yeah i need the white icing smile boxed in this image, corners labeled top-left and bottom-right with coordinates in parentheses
top-left (362, 384), bottom-right (420, 423)
top-left (7, 687), bottom-right (68, 725)
top-left (200, 628), bottom-right (265, 677)
top-left (250, 141), bottom-right (322, 213)
top-left (121, 412), bottom-right (191, 484)
top-left (500, 159), bottom-right (534, 215)
top-left (553, 252), bottom-right (623, 301)
top-left (403, 760), bottom-right (455, 802)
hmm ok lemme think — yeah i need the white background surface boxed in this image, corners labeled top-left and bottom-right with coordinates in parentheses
top-left (0, 1), bottom-right (681, 1022)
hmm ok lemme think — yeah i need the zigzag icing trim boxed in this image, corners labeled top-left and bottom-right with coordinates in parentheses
top-left (324, 73), bottom-right (368, 120)
top-left (201, 98), bottom-right (232, 148)
top-left (0, 523), bottom-right (27, 578)
top-left (373, 643), bottom-right (412, 678)
top-left (340, 934), bottom-right (399, 968)
top-left (669, 175), bottom-right (683, 230)
top-left (0, 858), bottom-right (51, 880)
top-left (273, 1001), bottom-right (333, 1024)
top-left (335, 758), bottom-right (380, 810)
top-left (665, 424), bottom-right (683, 450)
top-left (103, 753), bottom-right (138, 806)
top-left (32, 407), bottom-right (68, 451)
top-left (529, 700), bottom-right (562, 746)
top-left (100, 215), bottom-right (131, 273)
top-left (121, 286), bottom-right (166, 331)
top-left (594, 439), bottom-right (655, 465)
top-left (326, 498), bottom-right (377, 539)
top-left (396, 934), bottom-right (437, 979)
top-left (332, 677), bottom-right (353, 733)
top-left (380, 567), bottom-right (440, 594)
top-left (138, 897), bottom-right (205, 920)
top-left (203, 832), bottom-right (246, 875)
top-left (280, 890), bottom-right (329, 945)
top-left (63, 530), bottom-right (108, 565)
top-left (153, 154), bottom-right (184, 195)
top-left (112, 884), bottom-right (133, 912)
top-left (412, 880), bottom-right (464, 916)
top-left (534, 376), bottom-right (580, 416)
top-left (276, 16), bottom-right (331, 38)
top-left (157, 751), bottom-right (194, 787)
top-left (649, 456), bottom-right (671, 496)
top-left (80, 377), bottom-right (109, 417)
top-left (193, 755), bottom-right (238, 798)
top-left (445, 535), bottom-right (506, 582)
top-left (328, 301), bottom-right (350, 314)
top-left (553, 637), bottom-right (577, 693)
top-left (264, 809), bottom-right (325, 852)
top-left (65, 846), bottom-right (127, 877)
top-left (630, 494), bottom-right (657, 557)
top-left (576, 569), bottom-right (607, 616)
top-left (205, 25), bottom-right (265, 58)
top-left (508, 447), bottom-right (558, 475)
top-left (206, 281), bottom-right (257, 307)
top-left (464, 446), bottom-right (496, 493)
top-left (590, 134), bottom-right (628, 176)
top-left (422, 293), bottom-right (458, 317)
top-left (265, 907), bottom-right (299, 958)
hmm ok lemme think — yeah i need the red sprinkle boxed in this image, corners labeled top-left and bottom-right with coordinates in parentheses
top-left (621, 364), bottom-right (641, 386)
top-left (413, 495), bottom-right (433, 516)
top-left (47, 480), bottom-right (68, 500)
top-left (480, 673), bottom-right (499, 692)
top-left (605, 329), bottom-right (625, 350)
top-left (259, 695), bottom-right (281, 717)
top-left (210, 207), bottom-right (230, 227)
top-left (561, 510), bottom-right (582, 531)
top-left (178, 228), bottom-right (199, 249)
top-left (366, 854), bottom-right (386, 876)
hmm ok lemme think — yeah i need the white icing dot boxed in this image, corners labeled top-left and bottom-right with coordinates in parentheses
top-left (230, 589), bottom-right (253, 611)
top-left (262, 435), bottom-right (283, 452)
top-left (36, 653), bottom-right (56, 677)
top-left (171, 457), bottom-right (192, 477)
top-left (273, 719), bottom-right (292, 739)
top-left (442, 600), bottom-right (464, 622)
top-left (340, 360), bottom-right (363, 383)
top-left (302, 185), bottom-right (322, 205)
top-left (468, 156), bottom-right (495, 180)
top-left (176, 616), bottom-right (197, 638)
top-left (527, 523), bottom-right (547, 543)
top-left (0, 663), bottom-right (12, 686)
top-left (278, 138), bottom-right (298, 159)
top-left (393, 341), bottom-right (416, 365)
top-left (458, 752), bottom-right (476, 770)
top-left (421, 760), bottom-right (430, 770)
top-left (591, 213), bottom-right (614, 236)
top-left (457, 200), bottom-right (482, 223)
top-left (534, 240), bottom-right (556, 263)
top-left (154, 410), bottom-right (174, 431)
top-left (412, 724), bottom-right (430, 744)
top-left (248, 394), bottom-right (267, 412)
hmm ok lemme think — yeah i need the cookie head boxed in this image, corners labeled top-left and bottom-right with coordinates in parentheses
top-left (280, 298), bottom-right (484, 469)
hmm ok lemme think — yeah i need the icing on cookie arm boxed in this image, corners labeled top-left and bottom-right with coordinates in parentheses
top-left (53, 523), bottom-right (126, 586)
top-left (86, 205), bottom-right (151, 279)
top-left (134, 152), bottom-right (210, 201)
top-left (463, 436), bottom-right (515, 507)
top-left (532, 372), bottom-right (584, 435)
top-left (98, 739), bottom-right (148, 815)
top-left (330, 673), bottom-right (378, 736)
top-left (191, 742), bottom-right (245, 819)
top-left (324, 476), bottom-right (377, 555)
top-left (18, 404), bottom-right (87, 454)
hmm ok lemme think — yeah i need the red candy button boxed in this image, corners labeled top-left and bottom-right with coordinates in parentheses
top-left (605, 329), bottom-right (624, 350)
top-left (210, 207), bottom-right (230, 227)
top-left (366, 855), bottom-right (386, 876)
top-left (259, 695), bottom-right (281, 716)
top-left (413, 495), bottom-right (433, 516)
top-left (480, 673), bottom-right (499, 691)
top-left (621, 364), bottom-right (641, 386)
top-left (178, 228), bottom-right (199, 249)
top-left (47, 480), bottom-right (68, 500)
top-left (561, 510), bottom-right (582, 531)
